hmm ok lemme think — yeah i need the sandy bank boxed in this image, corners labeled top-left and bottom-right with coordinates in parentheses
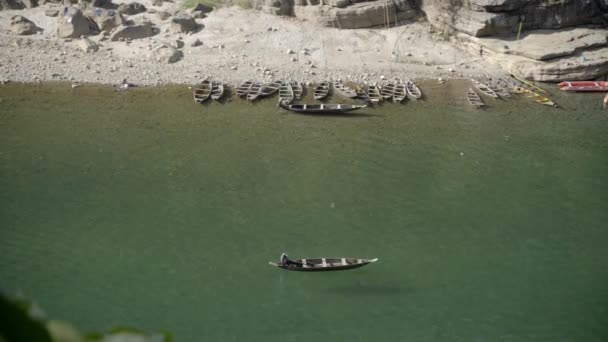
top-left (0, 1), bottom-right (506, 87)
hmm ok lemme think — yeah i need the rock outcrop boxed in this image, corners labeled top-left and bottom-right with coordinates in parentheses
top-left (117, 1), bottom-right (146, 15)
top-left (9, 15), bottom-right (40, 34)
top-left (87, 7), bottom-right (125, 32)
top-left (110, 20), bottom-right (157, 40)
top-left (57, 7), bottom-right (92, 38)
top-left (151, 44), bottom-right (182, 63)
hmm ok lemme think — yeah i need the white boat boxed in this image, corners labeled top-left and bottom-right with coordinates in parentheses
top-left (280, 103), bottom-right (366, 114)
top-left (393, 82), bottom-right (407, 103)
top-left (210, 81), bottom-right (224, 100)
top-left (236, 80), bottom-right (253, 97)
top-left (405, 80), bottom-right (422, 99)
top-left (314, 82), bottom-right (331, 100)
top-left (367, 85), bottom-right (381, 103)
top-left (247, 82), bottom-right (263, 101)
top-left (380, 83), bottom-right (395, 99)
top-left (278, 82), bottom-right (294, 104)
top-left (332, 81), bottom-right (357, 98)
top-left (472, 79), bottom-right (498, 98)
top-left (193, 79), bottom-right (211, 103)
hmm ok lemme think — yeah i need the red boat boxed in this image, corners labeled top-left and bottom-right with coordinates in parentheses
top-left (559, 81), bottom-right (608, 92)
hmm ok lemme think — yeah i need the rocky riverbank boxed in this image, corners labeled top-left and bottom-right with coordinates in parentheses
top-left (0, 0), bottom-right (606, 87)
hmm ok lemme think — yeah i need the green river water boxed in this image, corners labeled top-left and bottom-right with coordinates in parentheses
top-left (1, 82), bottom-right (607, 341)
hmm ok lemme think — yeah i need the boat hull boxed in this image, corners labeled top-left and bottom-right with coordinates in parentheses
top-left (269, 257), bottom-right (378, 272)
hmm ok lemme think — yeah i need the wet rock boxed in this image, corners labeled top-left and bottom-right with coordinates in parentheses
top-left (78, 37), bottom-right (98, 52)
top-left (171, 13), bottom-right (197, 33)
top-left (151, 44), bottom-right (182, 63)
top-left (10, 15), bottom-right (41, 35)
top-left (57, 7), bottom-right (91, 38)
top-left (117, 2), bottom-right (146, 15)
top-left (110, 21), bottom-right (156, 41)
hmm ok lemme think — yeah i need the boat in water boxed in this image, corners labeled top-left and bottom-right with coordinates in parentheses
top-left (513, 86), bottom-right (557, 107)
top-left (332, 81), bottom-right (357, 98)
top-left (247, 82), bottom-right (263, 101)
top-left (367, 85), bottom-right (382, 103)
top-left (269, 253), bottom-right (378, 272)
top-left (193, 79), bottom-right (212, 103)
top-left (278, 82), bottom-right (294, 104)
top-left (236, 80), bottom-right (253, 98)
top-left (279, 102), bottom-right (366, 114)
top-left (380, 83), bottom-right (396, 99)
top-left (405, 80), bottom-right (422, 99)
top-left (314, 82), bottom-right (331, 100)
top-left (393, 82), bottom-right (407, 103)
top-left (260, 80), bottom-right (284, 97)
top-left (472, 79), bottom-right (498, 98)
top-left (466, 88), bottom-right (484, 107)
top-left (291, 81), bottom-right (304, 100)
top-left (559, 81), bottom-right (608, 92)
top-left (210, 81), bottom-right (224, 101)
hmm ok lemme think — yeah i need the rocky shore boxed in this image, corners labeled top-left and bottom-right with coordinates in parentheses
top-left (0, 0), bottom-right (606, 87)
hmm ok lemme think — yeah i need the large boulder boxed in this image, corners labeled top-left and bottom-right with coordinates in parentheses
top-left (0, 0), bottom-right (25, 10)
top-left (110, 21), bottom-right (156, 40)
top-left (9, 15), bottom-right (41, 35)
top-left (117, 1), bottom-right (146, 15)
top-left (170, 13), bottom-right (197, 33)
top-left (57, 7), bottom-right (91, 38)
top-left (88, 7), bottom-right (125, 32)
top-left (151, 45), bottom-right (182, 63)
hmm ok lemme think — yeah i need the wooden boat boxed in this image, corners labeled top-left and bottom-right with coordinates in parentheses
top-left (490, 82), bottom-right (511, 99)
top-left (247, 82), bottom-right (263, 101)
top-left (510, 73), bottom-right (548, 93)
top-left (260, 80), bottom-right (284, 97)
top-left (513, 86), bottom-right (557, 107)
top-left (314, 82), bottom-right (331, 100)
top-left (291, 81), bottom-right (303, 100)
top-left (472, 79), bottom-right (498, 98)
top-left (355, 85), bottom-right (370, 103)
top-left (332, 81), bottom-right (357, 98)
top-left (405, 80), bottom-right (422, 99)
top-left (393, 82), bottom-right (407, 102)
top-left (279, 102), bottom-right (366, 114)
top-left (236, 80), bottom-right (253, 98)
top-left (193, 79), bottom-right (211, 103)
top-left (278, 82), bottom-right (294, 104)
top-left (269, 253), bottom-right (378, 272)
top-left (466, 88), bottom-right (485, 107)
top-left (367, 85), bottom-right (382, 103)
top-left (559, 81), bottom-right (608, 92)
top-left (210, 81), bottom-right (224, 100)
top-left (380, 83), bottom-right (395, 99)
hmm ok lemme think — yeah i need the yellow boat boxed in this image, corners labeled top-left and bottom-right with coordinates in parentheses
top-left (513, 86), bottom-right (557, 107)
top-left (510, 74), bottom-right (549, 93)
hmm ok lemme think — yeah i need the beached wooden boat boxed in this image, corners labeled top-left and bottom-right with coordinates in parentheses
top-left (210, 81), bottom-right (224, 100)
top-left (393, 82), bottom-right (407, 102)
top-left (269, 253), bottom-right (378, 272)
top-left (405, 80), bottom-right (422, 99)
top-left (291, 81), bottom-right (303, 100)
top-left (193, 79), bottom-right (212, 103)
top-left (559, 81), bottom-right (608, 92)
top-left (279, 102), bottom-right (366, 114)
top-left (466, 88), bottom-right (485, 107)
top-left (367, 85), bottom-right (382, 103)
top-left (513, 86), bottom-right (557, 107)
top-left (314, 82), bottom-right (331, 100)
top-left (278, 82), bottom-right (294, 104)
top-left (355, 85), bottom-right (370, 103)
top-left (472, 79), bottom-right (498, 98)
top-left (236, 80), bottom-right (253, 98)
top-left (247, 82), bottom-right (263, 101)
top-left (510, 74), bottom-right (548, 93)
top-left (260, 80), bottom-right (284, 97)
top-left (332, 81), bottom-right (357, 98)
top-left (490, 81), bottom-right (511, 99)
top-left (380, 83), bottom-right (395, 99)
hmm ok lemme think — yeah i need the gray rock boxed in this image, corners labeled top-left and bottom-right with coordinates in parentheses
top-left (173, 39), bottom-right (184, 48)
top-left (88, 8), bottom-right (125, 32)
top-left (0, 0), bottom-right (25, 10)
top-left (110, 21), bottom-right (156, 41)
top-left (171, 13), bottom-right (197, 33)
top-left (295, 0), bottom-right (398, 29)
top-left (188, 37), bottom-right (202, 46)
top-left (157, 11), bottom-right (171, 20)
top-left (117, 1), bottom-right (146, 15)
top-left (21, 0), bottom-right (37, 8)
top-left (79, 37), bottom-right (99, 52)
top-left (190, 2), bottom-right (213, 13)
top-left (10, 15), bottom-right (41, 35)
top-left (45, 8), bottom-right (59, 17)
top-left (57, 7), bottom-right (91, 38)
top-left (151, 45), bottom-right (182, 63)
top-left (191, 10), bottom-right (206, 19)
top-left (91, 0), bottom-right (115, 9)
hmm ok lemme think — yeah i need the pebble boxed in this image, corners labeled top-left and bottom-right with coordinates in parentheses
top-left (286, 49), bottom-right (294, 54)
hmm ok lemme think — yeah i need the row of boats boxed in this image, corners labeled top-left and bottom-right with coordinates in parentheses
top-left (466, 77), bottom-right (558, 108)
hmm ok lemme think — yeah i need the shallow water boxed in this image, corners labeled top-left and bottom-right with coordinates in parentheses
top-left (1, 82), bottom-right (607, 341)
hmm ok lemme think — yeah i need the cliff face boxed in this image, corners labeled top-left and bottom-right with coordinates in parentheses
top-left (421, 0), bottom-right (607, 37)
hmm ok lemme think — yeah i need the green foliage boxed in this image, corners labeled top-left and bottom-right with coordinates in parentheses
top-left (0, 292), bottom-right (171, 342)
